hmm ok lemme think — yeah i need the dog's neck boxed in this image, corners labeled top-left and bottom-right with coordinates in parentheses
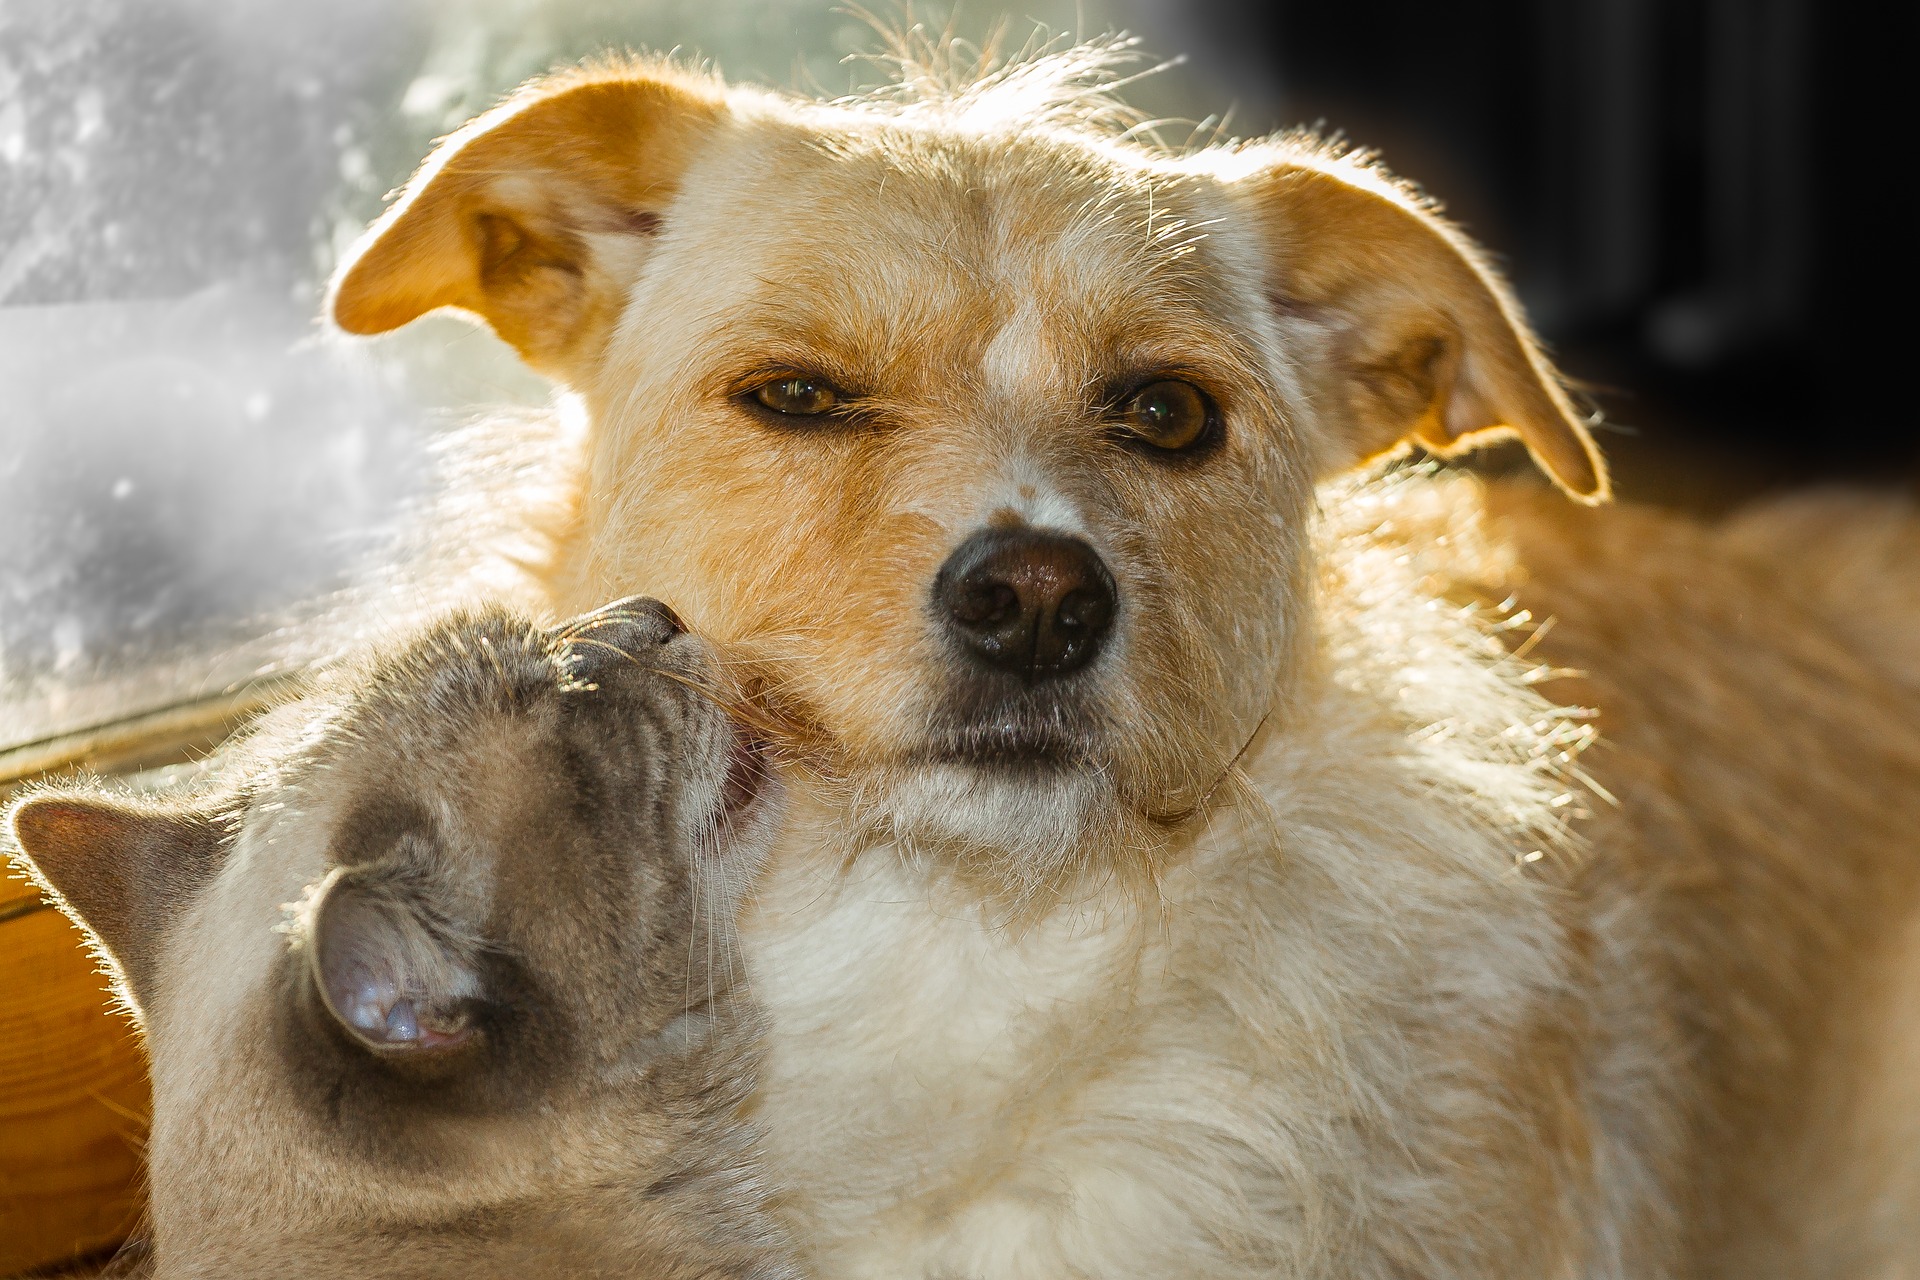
top-left (730, 475), bottom-right (1592, 1268)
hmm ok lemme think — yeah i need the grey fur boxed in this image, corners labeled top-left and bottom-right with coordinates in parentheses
top-left (6, 599), bottom-right (796, 1279)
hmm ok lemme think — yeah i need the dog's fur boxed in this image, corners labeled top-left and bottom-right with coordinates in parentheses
top-left (5, 603), bottom-right (795, 1279)
top-left (324, 40), bottom-right (1920, 1279)
top-left (49, 35), bottom-right (1920, 1278)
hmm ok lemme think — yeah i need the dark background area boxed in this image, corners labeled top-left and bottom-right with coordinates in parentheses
top-left (1135, 0), bottom-right (1915, 506)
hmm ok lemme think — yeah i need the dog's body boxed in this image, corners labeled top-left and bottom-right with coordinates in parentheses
top-left (37, 37), bottom-right (1913, 1278)
top-left (320, 43), bottom-right (1920, 1278)
top-left (727, 474), bottom-right (1920, 1279)
top-left (1489, 483), bottom-right (1920, 1276)
top-left (6, 603), bottom-right (795, 1279)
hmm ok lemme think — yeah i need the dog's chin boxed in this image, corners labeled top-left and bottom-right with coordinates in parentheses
top-left (818, 687), bottom-right (1160, 889)
top-left (864, 747), bottom-right (1119, 871)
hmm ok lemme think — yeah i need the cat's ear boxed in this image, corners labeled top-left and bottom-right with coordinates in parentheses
top-left (1233, 147), bottom-right (1608, 502)
top-left (5, 790), bottom-right (227, 1010)
top-left (308, 864), bottom-right (484, 1058)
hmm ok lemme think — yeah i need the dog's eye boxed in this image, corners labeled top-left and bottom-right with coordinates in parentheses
top-left (1115, 380), bottom-right (1216, 454)
top-left (752, 375), bottom-right (840, 417)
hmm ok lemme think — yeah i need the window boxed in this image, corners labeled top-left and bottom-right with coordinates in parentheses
top-left (0, 0), bottom-right (1176, 778)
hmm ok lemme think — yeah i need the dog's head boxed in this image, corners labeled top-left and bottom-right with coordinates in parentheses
top-left (4, 602), bottom-right (784, 1276)
top-left (330, 47), bottom-right (1603, 892)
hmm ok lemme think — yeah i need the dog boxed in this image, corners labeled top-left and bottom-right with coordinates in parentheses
top-left (319, 38), bottom-right (1920, 1278)
top-left (5, 601), bottom-right (794, 1278)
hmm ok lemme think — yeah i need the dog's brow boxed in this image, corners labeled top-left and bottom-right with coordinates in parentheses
top-left (713, 349), bottom-right (875, 402)
top-left (980, 303), bottom-right (1059, 392)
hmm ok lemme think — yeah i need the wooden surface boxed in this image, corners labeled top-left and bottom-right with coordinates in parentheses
top-left (0, 676), bottom-right (294, 796)
top-left (0, 871), bottom-right (150, 1278)
top-left (1, 688), bottom-right (281, 1277)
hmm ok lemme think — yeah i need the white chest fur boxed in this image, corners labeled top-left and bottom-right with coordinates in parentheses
top-left (741, 839), bottom-right (1153, 1228)
top-left (734, 655), bottom-right (1628, 1280)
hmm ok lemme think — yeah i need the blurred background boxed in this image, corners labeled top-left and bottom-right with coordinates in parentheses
top-left (1, 0), bottom-right (1913, 754)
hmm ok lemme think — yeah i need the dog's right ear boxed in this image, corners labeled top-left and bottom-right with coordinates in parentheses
top-left (329, 61), bottom-right (727, 378)
top-left (4, 791), bottom-right (227, 1010)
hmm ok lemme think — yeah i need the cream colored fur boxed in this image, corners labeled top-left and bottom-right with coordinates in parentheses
top-left (738, 476), bottom-right (1615, 1278)
top-left (319, 38), bottom-right (1920, 1279)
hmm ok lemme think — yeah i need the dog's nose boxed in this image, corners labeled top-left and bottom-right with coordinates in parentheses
top-left (935, 529), bottom-right (1117, 680)
top-left (558, 596), bottom-right (685, 675)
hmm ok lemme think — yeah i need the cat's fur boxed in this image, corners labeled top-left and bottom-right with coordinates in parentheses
top-left (5, 599), bottom-right (795, 1279)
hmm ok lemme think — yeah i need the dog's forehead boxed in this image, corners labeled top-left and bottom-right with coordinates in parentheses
top-left (648, 117), bottom-right (1252, 383)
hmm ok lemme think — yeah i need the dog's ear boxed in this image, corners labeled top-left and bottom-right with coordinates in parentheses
top-left (329, 62), bottom-right (727, 378)
top-left (5, 791), bottom-right (227, 1010)
top-left (1238, 151), bottom-right (1608, 502)
top-left (308, 864), bottom-right (484, 1058)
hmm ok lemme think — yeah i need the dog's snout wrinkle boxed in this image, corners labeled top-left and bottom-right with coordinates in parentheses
top-left (935, 528), bottom-right (1116, 681)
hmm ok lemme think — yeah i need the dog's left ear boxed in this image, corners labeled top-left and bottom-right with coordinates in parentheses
top-left (5, 791), bottom-right (227, 1011)
top-left (1238, 152), bottom-right (1608, 502)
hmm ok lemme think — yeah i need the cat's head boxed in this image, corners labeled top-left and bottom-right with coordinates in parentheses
top-left (6, 599), bottom-right (788, 1277)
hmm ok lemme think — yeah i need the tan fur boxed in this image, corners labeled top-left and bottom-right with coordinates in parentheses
top-left (332, 63), bottom-right (728, 378)
top-left (320, 41), bottom-right (1920, 1278)
top-left (1721, 490), bottom-right (1920, 692)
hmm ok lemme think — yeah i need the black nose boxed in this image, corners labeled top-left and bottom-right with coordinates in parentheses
top-left (934, 528), bottom-right (1117, 681)
top-left (557, 596), bottom-right (684, 677)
